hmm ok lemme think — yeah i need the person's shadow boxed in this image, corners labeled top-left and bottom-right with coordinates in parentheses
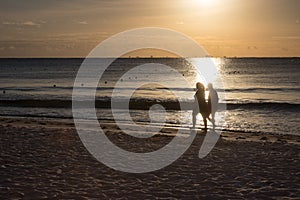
top-left (189, 128), bottom-right (220, 158)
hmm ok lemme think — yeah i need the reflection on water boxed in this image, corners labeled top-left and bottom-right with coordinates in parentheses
top-left (0, 58), bottom-right (299, 135)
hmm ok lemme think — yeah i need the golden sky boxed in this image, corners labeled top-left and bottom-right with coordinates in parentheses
top-left (0, 0), bottom-right (299, 57)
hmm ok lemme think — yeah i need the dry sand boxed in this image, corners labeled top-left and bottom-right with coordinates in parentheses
top-left (0, 116), bottom-right (300, 199)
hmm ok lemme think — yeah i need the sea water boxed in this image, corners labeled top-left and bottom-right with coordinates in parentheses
top-left (0, 58), bottom-right (299, 135)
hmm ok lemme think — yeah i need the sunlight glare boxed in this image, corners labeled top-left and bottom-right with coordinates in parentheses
top-left (195, 0), bottom-right (216, 6)
top-left (201, 0), bottom-right (210, 4)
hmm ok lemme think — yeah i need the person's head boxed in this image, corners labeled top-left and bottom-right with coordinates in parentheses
top-left (196, 82), bottom-right (204, 91)
top-left (207, 83), bottom-right (213, 90)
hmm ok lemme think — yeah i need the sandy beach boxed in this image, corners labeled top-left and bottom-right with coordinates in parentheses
top-left (1, 0), bottom-right (300, 198)
top-left (1, 116), bottom-right (299, 199)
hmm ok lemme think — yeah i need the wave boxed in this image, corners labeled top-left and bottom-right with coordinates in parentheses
top-left (225, 88), bottom-right (300, 92)
top-left (226, 102), bottom-right (300, 111)
top-left (0, 86), bottom-right (195, 92)
top-left (0, 99), bottom-right (299, 111)
top-left (1, 86), bottom-right (299, 93)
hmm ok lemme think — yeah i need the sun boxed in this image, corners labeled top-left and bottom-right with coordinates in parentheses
top-left (195, 0), bottom-right (215, 6)
top-left (201, 0), bottom-right (210, 4)
top-left (191, 0), bottom-right (220, 8)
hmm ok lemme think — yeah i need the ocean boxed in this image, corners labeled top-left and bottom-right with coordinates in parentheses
top-left (0, 58), bottom-right (299, 135)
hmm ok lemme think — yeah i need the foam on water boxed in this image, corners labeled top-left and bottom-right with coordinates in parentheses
top-left (0, 58), bottom-right (299, 135)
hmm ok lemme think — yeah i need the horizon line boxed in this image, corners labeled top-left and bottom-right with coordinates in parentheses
top-left (0, 56), bottom-right (300, 59)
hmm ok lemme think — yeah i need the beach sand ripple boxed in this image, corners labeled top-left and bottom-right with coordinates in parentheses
top-left (0, 117), bottom-right (299, 199)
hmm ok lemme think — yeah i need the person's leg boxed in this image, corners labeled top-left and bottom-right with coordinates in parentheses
top-left (211, 112), bottom-right (216, 130)
top-left (201, 113), bottom-right (207, 130)
top-left (192, 110), bottom-right (197, 128)
top-left (207, 102), bottom-right (212, 122)
top-left (203, 118), bottom-right (207, 130)
top-left (207, 115), bottom-right (212, 122)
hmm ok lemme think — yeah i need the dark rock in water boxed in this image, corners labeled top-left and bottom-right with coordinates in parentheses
top-left (260, 136), bottom-right (268, 140)
top-left (104, 81), bottom-right (107, 84)
top-left (53, 84), bottom-right (56, 88)
top-left (277, 138), bottom-right (287, 143)
top-left (221, 135), bottom-right (228, 138)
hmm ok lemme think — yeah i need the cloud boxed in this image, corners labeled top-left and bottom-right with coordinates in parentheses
top-left (2, 20), bottom-right (43, 27)
top-left (0, 0), bottom-right (110, 12)
top-left (272, 36), bottom-right (300, 40)
top-left (248, 46), bottom-right (258, 50)
top-left (2, 21), bottom-right (16, 25)
top-left (22, 21), bottom-right (40, 26)
top-left (77, 21), bottom-right (88, 25)
top-left (0, 45), bottom-right (16, 51)
top-left (46, 31), bottom-right (110, 41)
top-left (0, 39), bottom-right (97, 57)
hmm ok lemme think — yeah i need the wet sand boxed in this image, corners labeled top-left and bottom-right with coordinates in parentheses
top-left (1, 116), bottom-right (299, 199)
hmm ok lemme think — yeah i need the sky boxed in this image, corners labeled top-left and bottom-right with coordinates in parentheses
top-left (0, 0), bottom-right (299, 57)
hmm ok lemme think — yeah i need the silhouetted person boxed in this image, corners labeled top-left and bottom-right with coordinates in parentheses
top-left (207, 83), bottom-right (219, 130)
top-left (192, 82), bottom-right (209, 130)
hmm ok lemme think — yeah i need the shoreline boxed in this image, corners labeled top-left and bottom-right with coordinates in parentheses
top-left (1, 116), bottom-right (299, 145)
top-left (1, 57), bottom-right (300, 59)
